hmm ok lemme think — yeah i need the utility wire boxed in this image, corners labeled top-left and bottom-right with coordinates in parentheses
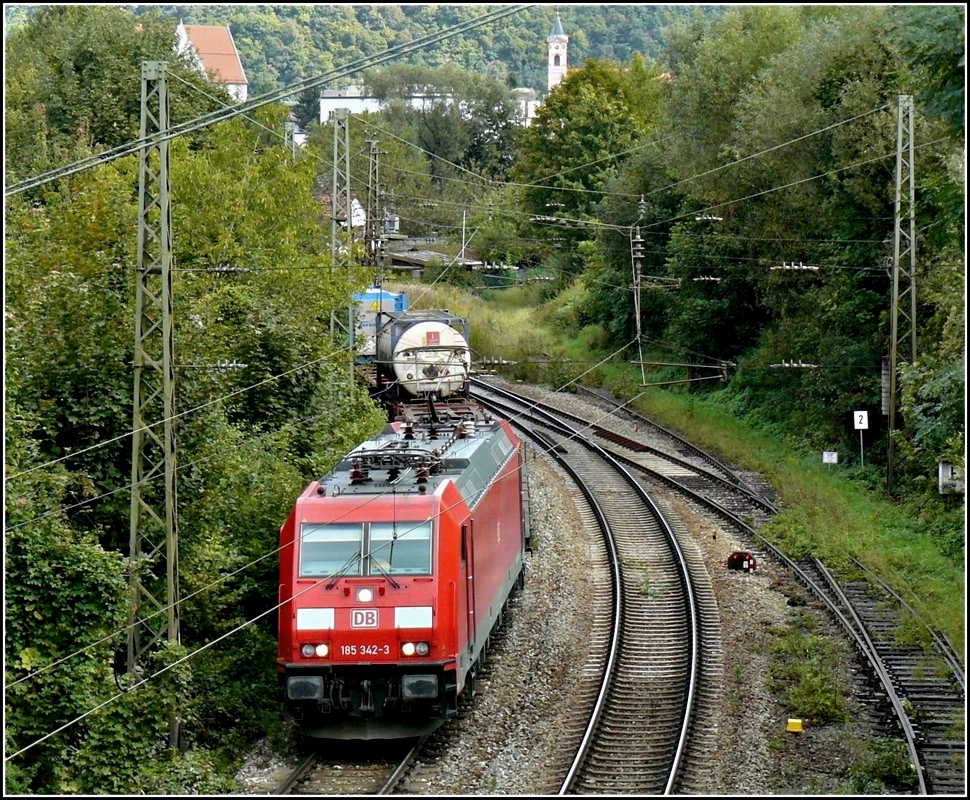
top-left (6, 101), bottom-right (912, 486)
top-left (6, 222), bottom-right (508, 530)
top-left (642, 137), bottom-right (951, 230)
top-left (5, 337), bottom-right (643, 763)
top-left (6, 50), bottom-right (926, 535)
top-left (643, 103), bottom-right (893, 199)
top-left (5, 355), bottom-right (343, 482)
top-left (7, 11), bottom-right (918, 758)
top-left (4, 4), bottom-right (533, 197)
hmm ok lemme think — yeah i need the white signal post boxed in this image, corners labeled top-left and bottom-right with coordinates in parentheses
top-left (854, 410), bottom-right (868, 466)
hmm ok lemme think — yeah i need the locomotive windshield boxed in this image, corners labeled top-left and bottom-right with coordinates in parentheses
top-left (370, 521), bottom-right (432, 574)
top-left (300, 523), bottom-right (360, 576)
top-left (299, 520), bottom-right (432, 578)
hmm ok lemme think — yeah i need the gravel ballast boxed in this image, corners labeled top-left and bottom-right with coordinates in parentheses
top-left (236, 407), bottom-right (892, 795)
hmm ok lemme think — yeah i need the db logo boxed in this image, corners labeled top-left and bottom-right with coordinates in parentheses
top-left (351, 609), bottom-right (378, 628)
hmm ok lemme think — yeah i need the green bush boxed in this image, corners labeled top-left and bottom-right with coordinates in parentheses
top-left (848, 739), bottom-right (921, 793)
top-left (767, 616), bottom-right (851, 724)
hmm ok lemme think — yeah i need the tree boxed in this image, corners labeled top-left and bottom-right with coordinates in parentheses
top-left (513, 55), bottom-right (666, 288)
top-left (651, 3), bottom-right (964, 489)
top-left (4, 162), bottom-right (141, 543)
top-left (4, 408), bottom-right (143, 795)
top-left (3, 5), bottom-right (224, 185)
top-left (356, 63), bottom-right (522, 238)
top-left (581, 141), bottom-right (685, 350)
top-left (292, 86), bottom-right (321, 130)
top-left (4, 25), bottom-right (387, 789)
top-left (885, 4), bottom-right (966, 137)
top-left (366, 62), bottom-right (521, 181)
top-left (115, 5), bottom-right (705, 96)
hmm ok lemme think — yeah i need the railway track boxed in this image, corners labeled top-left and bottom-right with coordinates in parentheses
top-left (475, 377), bottom-right (776, 554)
top-left (489, 380), bottom-right (777, 526)
top-left (274, 738), bottom-right (418, 794)
top-left (793, 557), bottom-right (965, 795)
top-left (575, 384), bottom-right (777, 512)
top-left (273, 590), bottom-right (527, 795)
top-left (471, 379), bottom-right (718, 793)
top-left (489, 378), bottom-right (964, 795)
top-left (274, 692), bottom-right (492, 794)
top-left (270, 378), bottom-right (962, 795)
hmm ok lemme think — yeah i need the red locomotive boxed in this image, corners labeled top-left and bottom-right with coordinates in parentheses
top-left (277, 398), bottom-right (528, 739)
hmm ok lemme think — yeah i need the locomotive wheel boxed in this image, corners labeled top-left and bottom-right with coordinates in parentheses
top-left (461, 666), bottom-right (478, 703)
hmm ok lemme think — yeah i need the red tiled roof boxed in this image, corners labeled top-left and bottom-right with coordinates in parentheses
top-left (182, 24), bottom-right (247, 85)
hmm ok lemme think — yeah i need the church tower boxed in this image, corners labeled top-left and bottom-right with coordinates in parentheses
top-left (547, 10), bottom-right (568, 92)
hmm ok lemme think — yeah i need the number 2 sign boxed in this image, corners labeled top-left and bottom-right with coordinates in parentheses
top-left (854, 411), bottom-right (868, 466)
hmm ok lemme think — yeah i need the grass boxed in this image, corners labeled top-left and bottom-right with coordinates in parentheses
top-left (626, 395), bottom-right (966, 656)
top-left (368, 277), bottom-right (962, 796)
top-left (766, 610), bottom-right (852, 724)
top-left (393, 279), bottom-right (965, 660)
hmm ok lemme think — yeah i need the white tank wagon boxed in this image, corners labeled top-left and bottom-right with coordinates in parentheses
top-left (375, 310), bottom-right (471, 402)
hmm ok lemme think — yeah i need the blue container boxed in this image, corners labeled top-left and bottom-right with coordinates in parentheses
top-left (353, 287), bottom-right (408, 353)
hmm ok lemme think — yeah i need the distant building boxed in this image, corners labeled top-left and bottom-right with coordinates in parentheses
top-left (319, 86), bottom-right (384, 120)
top-left (385, 249), bottom-right (484, 280)
top-left (320, 12), bottom-right (567, 127)
top-left (177, 22), bottom-right (249, 103)
top-left (547, 11), bottom-right (568, 92)
top-left (318, 86), bottom-right (460, 124)
top-left (511, 87), bottom-right (539, 126)
top-left (283, 116), bottom-right (309, 148)
top-left (318, 193), bottom-right (367, 232)
top-left (512, 10), bottom-right (568, 125)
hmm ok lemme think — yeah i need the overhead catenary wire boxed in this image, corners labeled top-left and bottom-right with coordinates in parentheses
top-left (4, 4), bottom-right (534, 197)
top-left (4, 250), bottom-right (637, 529)
top-left (7, 84), bottom-right (912, 490)
top-left (642, 103), bottom-right (893, 200)
top-left (10, 16), bottom-right (918, 592)
top-left (5, 354), bottom-right (345, 482)
top-left (3, 14), bottom-right (928, 756)
top-left (300, 101), bottom-right (912, 263)
top-left (641, 136), bottom-right (951, 231)
top-left (5, 336), bottom-right (648, 763)
top-left (7, 51), bottom-right (917, 756)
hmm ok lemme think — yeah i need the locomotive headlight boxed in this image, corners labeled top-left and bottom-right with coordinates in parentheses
top-left (301, 644), bottom-right (315, 658)
top-left (301, 643), bottom-right (329, 658)
top-left (401, 641), bottom-right (430, 657)
top-left (401, 642), bottom-right (416, 656)
top-left (315, 643), bottom-right (329, 657)
top-left (416, 642), bottom-right (430, 656)
top-left (356, 587), bottom-right (374, 603)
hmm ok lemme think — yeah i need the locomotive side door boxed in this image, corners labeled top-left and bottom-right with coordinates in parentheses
top-left (462, 520), bottom-right (475, 653)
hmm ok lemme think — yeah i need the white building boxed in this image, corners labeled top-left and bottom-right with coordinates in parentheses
top-left (320, 11), bottom-right (568, 127)
top-left (177, 22), bottom-right (249, 103)
top-left (319, 86), bottom-right (463, 124)
top-left (511, 87), bottom-right (539, 126)
top-left (319, 86), bottom-right (384, 120)
top-left (547, 11), bottom-right (569, 92)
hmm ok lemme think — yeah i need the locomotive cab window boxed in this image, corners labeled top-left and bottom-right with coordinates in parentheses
top-left (299, 521), bottom-right (432, 577)
top-left (300, 523), bottom-right (363, 577)
top-left (370, 521), bottom-right (432, 575)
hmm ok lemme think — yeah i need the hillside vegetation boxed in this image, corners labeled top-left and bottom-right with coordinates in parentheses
top-left (400, 280), bottom-right (966, 659)
top-left (4, 4), bottom-right (964, 794)
top-left (3, 4), bottom-right (703, 98)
